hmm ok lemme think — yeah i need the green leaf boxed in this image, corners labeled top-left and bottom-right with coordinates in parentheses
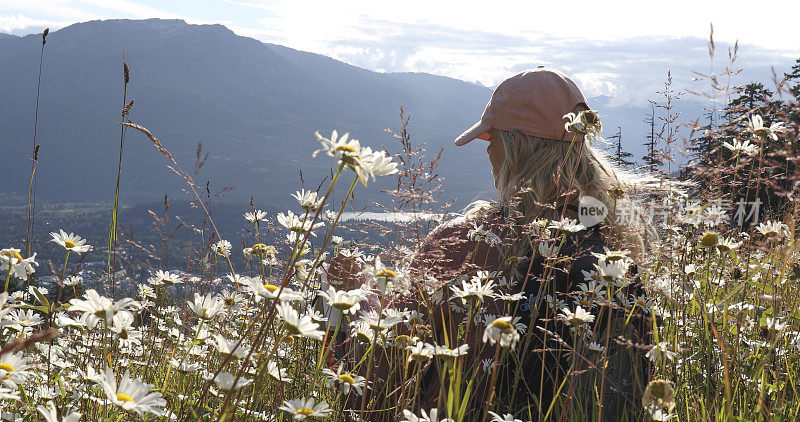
top-left (31, 287), bottom-right (50, 310)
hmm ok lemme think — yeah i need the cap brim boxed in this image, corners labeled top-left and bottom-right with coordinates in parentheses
top-left (454, 121), bottom-right (491, 146)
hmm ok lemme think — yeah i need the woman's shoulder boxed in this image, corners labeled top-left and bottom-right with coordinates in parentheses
top-left (410, 211), bottom-right (506, 282)
top-left (425, 208), bottom-right (506, 244)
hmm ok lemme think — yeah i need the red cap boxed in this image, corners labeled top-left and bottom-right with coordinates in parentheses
top-left (454, 67), bottom-right (588, 146)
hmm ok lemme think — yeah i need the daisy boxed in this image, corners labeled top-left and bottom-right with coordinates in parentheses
top-left (395, 334), bottom-right (418, 349)
top-left (244, 209), bottom-right (268, 223)
top-left (280, 397), bottom-right (332, 420)
top-left (7, 309), bottom-right (44, 331)
top-left (0, 249), bottom-right (38, 281)
top-left (278, 210), bottom-right (324, 235)
top-left (247, 278), bottom-right (303, 301)
top-left (748, 114), bottom-right (785, 141)
top-left (313, 130), bottom-right (363, 170)
top-left (548, 217), bottom-right (586, 233)
top-left (756, 220), bottom-right (789, 239)
top-left (646, 342), bottom-right (677, 363)
top-left (628, 294), bottom-right (653, 312)
top-left (357, 310), bottom-right (403, 333)
top-left (98, 367), bottom-right (166, 416)
top-left (402, 408), bottom-right (454, 422)
top-left (483, 316), bottom-right (521, 348)
top-left (649, 409), bottom-right (678, 421)
top-left (537, 241), bottom-right (559, 258)
top-left (63, 275), bottom-right (82, 286)
top-left (642, 379), bottom-right (676, 412)
top-left (226, 272), bottom-right (251, 286)
top-left (563, 109), bottom-right (602, 139)
top-left (559, 306), bottom-right (595, 326)
top-left (213, 240), bottom-right (232, 257)
top-left (110, 312), bottom-right (142, 347)
top-left (277, 302), bottom-right (325, 340)
top-left (488, 412), bottom-right (525, 422)
top-left (37, 401), bottom-right (82, 422)
top-left (722, 138), bottom-right (758, 156)
top-left (323, 365), bottom-right (367, 395)
top-left (49, 230), bottom-right (93, 253)
top-left (367, 262), bottom-right (406, 293)
top-left (0, 386), bottom-right (20, 401)
top-left (435, 344), bottom-right (470, 359)
top-left (588, 342), bottom-right (606, 353)
top-left (266, 361), bottom-right (292, 383)
top-left (594, 259), bottom-right (628, 283)
top-left (138, 284), bottom-right (156, 299)
top-left (591, 247), bottom-right (630, 263)
top-left (292, 189), bottom-right (324, 212)
top-left (188, 293), bottom-right (225, 320)
top-left (467, 223), bottom-right (502, 247)
top-left (211, 372), bottom-right (253, 391)
top-left (317, 286), bottom-right (366, 315)
top-left (169, 359), bottom-right (201, 373)
top-left (716, 237), bottom-right (741, 253)
top-left (545, 294), bottom-right (566, 311)
top-left (0, 352), bottom-right (32, 388)
top-left (147, 270), bottom-right (182, 286)
top-left (359, 147), bottom-right (399, 186)
top-left (54, 311), bottom-right (83, 329)
top-left (68, 289), bottom-right (138, 330)
top-left (700, 232), bottom-right (719, 247)
top-left (213, 335), bottom-right (251, 359)
top-left (450, 277), bottom-right (496, 305)
top-left (407, 342), bottom-right (435, 363)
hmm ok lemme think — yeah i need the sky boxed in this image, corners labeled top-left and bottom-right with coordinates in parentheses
top-left (2, 0), bottom-right (799, 106)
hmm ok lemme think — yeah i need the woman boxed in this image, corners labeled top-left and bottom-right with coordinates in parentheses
top-left (335, 68), bottom-right (651, 420)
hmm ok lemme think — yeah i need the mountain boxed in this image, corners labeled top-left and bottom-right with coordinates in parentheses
top-left (0, 19), bottom-right (499, 210)
top-left (0, 19), bottom-right (698, 211)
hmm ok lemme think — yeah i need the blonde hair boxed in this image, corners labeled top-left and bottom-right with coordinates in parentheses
top-left (488, 126), bottom-right (656, 261)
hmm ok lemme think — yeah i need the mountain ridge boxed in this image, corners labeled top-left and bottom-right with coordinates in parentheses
top-left (0, 18), bottom-right (683, 211)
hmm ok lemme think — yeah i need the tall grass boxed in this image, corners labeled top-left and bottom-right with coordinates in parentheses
top-left (1, 36), bottom-right (800, 422)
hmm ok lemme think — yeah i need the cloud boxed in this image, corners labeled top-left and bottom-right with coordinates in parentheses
top-left (3, 1), bottom-right (798, 108)
top-left (0, 13), bottom-right (74, 34)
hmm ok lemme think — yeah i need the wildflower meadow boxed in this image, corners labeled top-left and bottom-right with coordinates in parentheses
top-left (3, 27), bottom-right (800, 422)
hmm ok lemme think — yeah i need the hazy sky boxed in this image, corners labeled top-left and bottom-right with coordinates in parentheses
top-left (2, 0), bottom-right (798, 105)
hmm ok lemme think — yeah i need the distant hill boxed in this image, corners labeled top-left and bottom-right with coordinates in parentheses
top-left (0, 19), bottom-right (696, 211)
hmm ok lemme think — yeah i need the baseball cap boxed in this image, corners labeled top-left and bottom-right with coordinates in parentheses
top-left (454, 67), bottom-right (588, 146)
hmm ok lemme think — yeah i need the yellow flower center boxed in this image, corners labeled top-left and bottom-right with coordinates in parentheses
top-left (338, 374), bottom-right (355, 384)
top-left (297, 408), bottom-right (314, 416)
top-left (376, 269), bottom-right (397, 279)
top-left (225, 298), bottom-right (235, 306)
top-left (284, 323), bottom-right (302, 336)
top-left (395, 335), bottom-right (413, 348)
top-left (264, 284), bottom-right (279, 293)
top-left (491, 319), bottom-right (514, 331)
top-left (0, 363), bottom-right (14, 379)
top-left (116, 393), bottom-right (135, 403)
top-left (2, 250), bottom-right (23, 262)
top-left (64, 240), bottom-right (77, 248)
top-left (700, 233), bottom-right (719, 247)
top-left (252, 243), bottom-right (269, 255)
top-left (334, 145), bottom-right (357, 153)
